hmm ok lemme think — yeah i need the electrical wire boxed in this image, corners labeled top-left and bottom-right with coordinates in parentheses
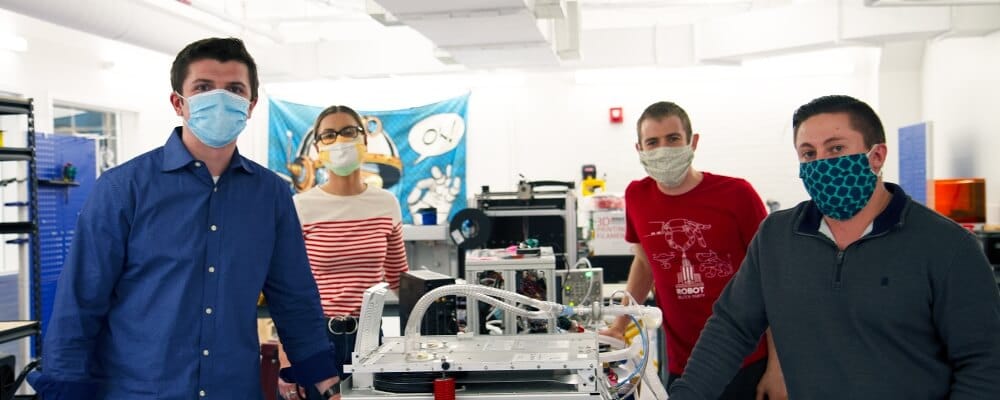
top-left (11, 358), bottom-right (41, 397)
top-left (578, 271), bottom-right (598, 307)
top-left (607, 289), bottom-right (641, 314)
top-left (485, 320), bottom-right (503, 335)
top-left (479, 272), bottom-right (504, 330)
top-left (594, 304), bottom-right (651, 400)
top-left (622, 291), bottom-right (640, 308)
top-left (403, 283), bottom-right (661, 400)
top-left (614, 315), bottom-right (649, 394)
top-left (640, 361), bottom-right (667, 400)
top-left (571, 257), bottom-right (598, 317)
top-left (0, 177), bottom-right (27, 187)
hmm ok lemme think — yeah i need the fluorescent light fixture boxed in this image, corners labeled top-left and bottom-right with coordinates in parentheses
top-left (367, 0), bottom-right (402, 26)
top-left (0, 32), bottom-right (28, 52)
top-left (535, 0), bottom-right (568, 19)
top-left (867, 0), bottom-right (1000, 5)
top-left (433, 48), bottom-right (459, 65)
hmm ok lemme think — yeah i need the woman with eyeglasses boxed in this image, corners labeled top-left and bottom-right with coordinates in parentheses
top-left (277, 105), bottom-right (408, 400)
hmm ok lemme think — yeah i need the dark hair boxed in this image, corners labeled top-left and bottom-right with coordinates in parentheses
top-left (792, 95), bottom-right (885, 147)
top-left (636, 101), bottom-right (693, 143)
top-left (311, 105), bottom-right (366, 146)
top-left (171, 38), bottom-right (259, 101)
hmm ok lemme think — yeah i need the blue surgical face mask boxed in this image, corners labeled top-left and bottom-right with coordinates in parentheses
top-left (178, 89), bottom-right (250, 148)
top-left (799, 147), bottom-right (879, 220)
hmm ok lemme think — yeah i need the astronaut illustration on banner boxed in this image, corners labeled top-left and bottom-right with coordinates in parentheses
top-left (268, 94), bottom-right (469, 224)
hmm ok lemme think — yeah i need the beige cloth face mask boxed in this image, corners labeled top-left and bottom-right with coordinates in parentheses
top-left (639, 145), bottom-right (694, 187)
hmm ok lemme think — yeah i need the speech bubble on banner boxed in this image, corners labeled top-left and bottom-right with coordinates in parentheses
top-left (408, 113), bottom-right (465, 164)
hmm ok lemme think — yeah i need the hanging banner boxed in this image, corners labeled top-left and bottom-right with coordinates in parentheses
top-left (268, 94), bottom-right (469, 224)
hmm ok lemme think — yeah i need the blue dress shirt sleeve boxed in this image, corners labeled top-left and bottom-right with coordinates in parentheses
top-left (31, 172), bottom-right (131, 400)
top-left (262, 182), bottom-right (340, 385)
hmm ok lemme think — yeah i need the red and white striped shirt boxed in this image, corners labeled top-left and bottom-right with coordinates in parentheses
top-left (293, 185), bottom-right (408, 317)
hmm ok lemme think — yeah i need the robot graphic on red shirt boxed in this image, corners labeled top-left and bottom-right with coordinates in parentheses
top-left (648, 219), bottom-right (711, 300)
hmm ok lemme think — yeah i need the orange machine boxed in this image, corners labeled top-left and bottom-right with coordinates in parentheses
top-left (933, 178), bottom-right (986, 223)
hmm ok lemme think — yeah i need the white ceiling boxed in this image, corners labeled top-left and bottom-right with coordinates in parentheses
top-left (192, 0), bottom-right (759, 42)
top-left (2, 0), bottom-right (998, 81)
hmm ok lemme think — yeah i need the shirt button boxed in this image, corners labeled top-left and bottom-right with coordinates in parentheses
top-left (205, 307), bottom-right (213, 314)
top-left (203, 349), bottom-right (210, 356)
top-left (208, 266), bottom-right (215, 273)
top-left (194, 161), bottom-right (202, 167)
top-left (213, 186), bottom-right (218, 192)
top-left (199, 390), bottom-right (206, 397)
top-left (210, 225), bottom-right (217, 231)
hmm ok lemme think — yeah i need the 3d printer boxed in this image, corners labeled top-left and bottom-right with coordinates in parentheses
top-left (474, 178), bottom-right (579, 269)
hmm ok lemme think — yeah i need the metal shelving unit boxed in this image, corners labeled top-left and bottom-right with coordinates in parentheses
top-left (0, 96), bottom-right (40, 359)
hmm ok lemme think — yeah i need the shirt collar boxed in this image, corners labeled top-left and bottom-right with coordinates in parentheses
top-left (818, 219), bottom-right (873, 242)
top-left (161, 127), bottom-right (256, 175)
top-left (871, 182), bottom-right (908, 234)
top-left (798, 182), bottom-right (910, 236)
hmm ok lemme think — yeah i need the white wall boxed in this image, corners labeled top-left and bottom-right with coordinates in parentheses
top-left (0, 8), bottom-right (272, 165)
top-left (877, 40), bottom-right (926, 186)
top-left (0, 10), bottom-right (165, 279)
top-left (266, 47), bottom-right (881, 211)
top-left (0, 9), bottom-right (167, 156)
top-left (5, 6), bottom-right (991, 221)
top-left (923, 32), bottom-right (1000, 223)
top-left (0, 8), bottom-right (281, 279)
top-left (0, 4), bottom-right (995, 239)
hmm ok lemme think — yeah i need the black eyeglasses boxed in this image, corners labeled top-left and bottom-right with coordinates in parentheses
top-left (316, 126), bottom-right (364, 145)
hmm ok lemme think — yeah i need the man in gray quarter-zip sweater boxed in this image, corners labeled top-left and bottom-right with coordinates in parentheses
top-left (669, 95), bottom-right (1000, 400)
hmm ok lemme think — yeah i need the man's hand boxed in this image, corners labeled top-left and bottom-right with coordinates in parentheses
top-left (598, 326), bottom-right (626, 343)
top-left (315, 376), bottom-right (341, 400)
top-left (757, 329), bottom-right (787, 400)
top-left (278, 377), bottom-right (303, 400)
top-left (755, 362), bottom-right (788, 400)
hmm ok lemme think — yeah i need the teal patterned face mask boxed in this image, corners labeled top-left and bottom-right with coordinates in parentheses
top-left (799, 148), bottom-right (878, 220)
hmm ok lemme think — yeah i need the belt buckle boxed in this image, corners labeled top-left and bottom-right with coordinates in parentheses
top-left (328, 315), bottom-right (358, 335)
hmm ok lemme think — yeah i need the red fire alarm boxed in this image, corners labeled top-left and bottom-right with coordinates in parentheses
top-left (609, 107), bottom-right (623, 124)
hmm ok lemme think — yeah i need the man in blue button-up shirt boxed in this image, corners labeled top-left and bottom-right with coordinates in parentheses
top-left (28, 38), bottom-right (341, 399)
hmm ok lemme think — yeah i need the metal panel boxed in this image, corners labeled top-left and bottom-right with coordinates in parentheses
top-left (405, 10), bottom-right (550, 47)
top-left (374, 0), bottom-right (566, 68)
top-left (898, 122), bottom-right (932, 206)
top-left (34, 134), bottom-right (95, 338)
top-left (34, 135), bottom-right (58, 339)
top-left (376, 0), bottom-right (529, 15)
top-left (351, 333), bottom-right (599, 373)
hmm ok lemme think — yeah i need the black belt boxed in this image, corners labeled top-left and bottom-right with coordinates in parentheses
top-left (326, 315), bottom-right (358, 335)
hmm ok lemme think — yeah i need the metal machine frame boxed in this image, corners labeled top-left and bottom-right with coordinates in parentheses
top-left (464, 247), bottom-right (557, 334)
top-left (347, 284), bottom-right (604, 400)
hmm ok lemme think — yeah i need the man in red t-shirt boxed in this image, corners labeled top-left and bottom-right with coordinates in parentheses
top-left (601, 101), bottom-right (787, 399)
